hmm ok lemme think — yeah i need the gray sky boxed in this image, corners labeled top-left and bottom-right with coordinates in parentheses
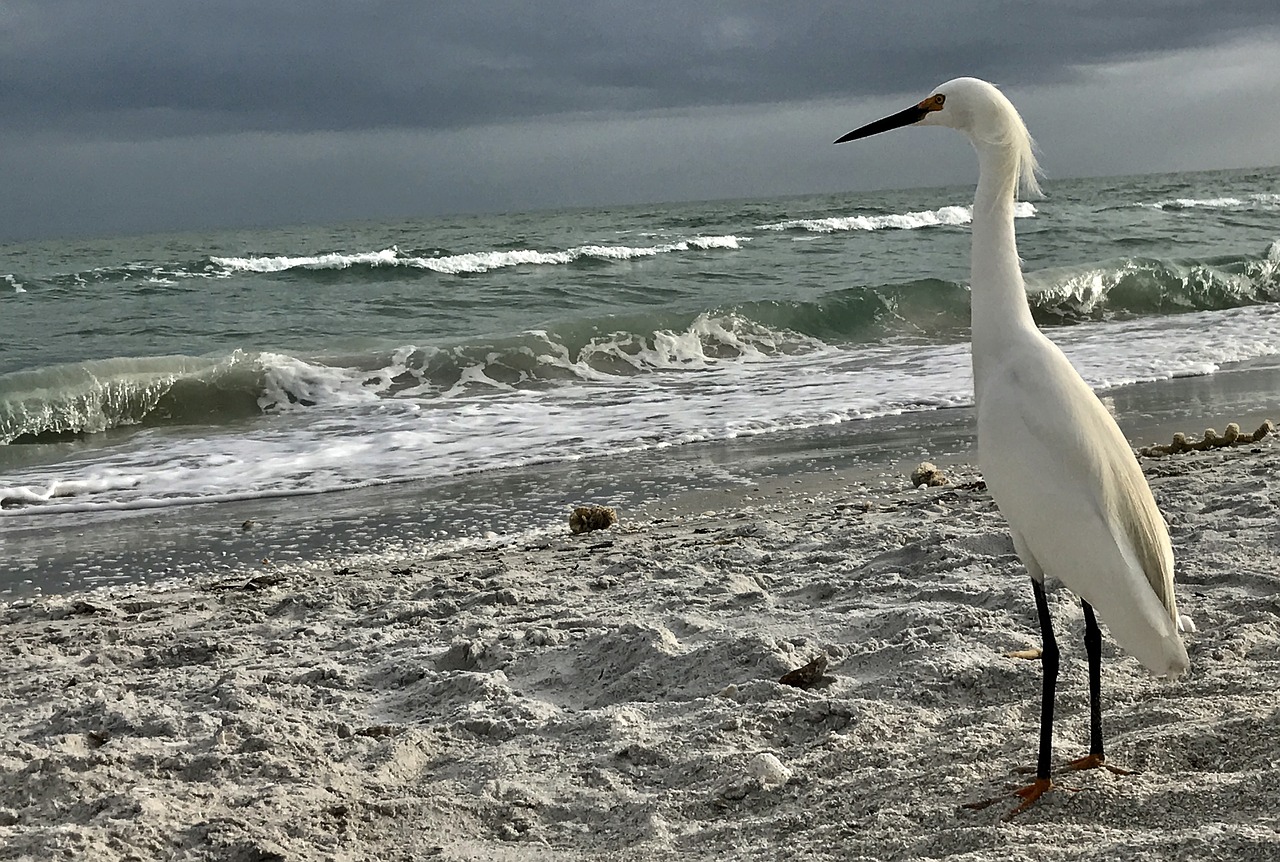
top-left (3, 1), bottom-right (1278, 241)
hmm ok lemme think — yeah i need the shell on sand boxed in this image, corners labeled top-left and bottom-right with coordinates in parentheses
top-left (779, 653), bottom-right (829, 689)
top-left (569, 505), bottom-right (618, 534)
top-left (910, 462), bottom-right (948, 487)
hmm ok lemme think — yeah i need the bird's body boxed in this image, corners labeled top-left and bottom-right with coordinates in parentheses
top-left (976, 331), bottom-right (1188, 676)
top-left (835, 77), bottom-right (1190, 817)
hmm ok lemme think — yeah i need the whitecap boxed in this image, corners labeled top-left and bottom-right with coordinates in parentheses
top-left (210, 236), bottom-right (746, 277)
top-left (411, 236), bottom-right (744, 273)
top-left (211, 248), bottom-right (402, 273)
top-left (1147, 197), bottom-right (1244, 210)
top-left (760, 203), bottom-right (1034, 233)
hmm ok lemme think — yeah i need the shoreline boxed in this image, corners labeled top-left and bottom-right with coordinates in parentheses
top-left (5, 352), bottom-right (1280, 600)
top-left (2, 435), bottom-right (1277, 860)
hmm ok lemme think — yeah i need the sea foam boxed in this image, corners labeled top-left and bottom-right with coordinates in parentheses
top-left (760, 202), bottom-right (1035, 233)
top-left (1144, 193), bottom-right (1280, 210)
top-left (211, 236), bottom-right (747, 277)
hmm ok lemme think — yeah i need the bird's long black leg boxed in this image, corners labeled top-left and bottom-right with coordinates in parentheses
top-left (963, 576), bottom-right (1060, 817)
top-left (1082, 600), bottom-right (1103, 758)
top-left (1067, 601), bottom-right (1133, 774)
top-left (1032, 577), bottom-right (1059, 782)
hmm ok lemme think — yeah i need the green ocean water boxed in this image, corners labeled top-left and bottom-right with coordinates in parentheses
top-left (2, 166), bottom-right (1278, 593)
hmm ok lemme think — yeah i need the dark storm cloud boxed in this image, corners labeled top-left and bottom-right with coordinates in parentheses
top-left (3, 2), bottom-right (1278, 241)
top-left (2, 1), bottom-right (1277, 140)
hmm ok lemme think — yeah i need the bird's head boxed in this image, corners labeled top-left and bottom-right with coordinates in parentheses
top-left (836, 77), bottom-right (1041, 197)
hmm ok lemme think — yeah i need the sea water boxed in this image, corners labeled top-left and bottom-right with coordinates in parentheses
top-left (2, 166), bottom-right (1278, 593)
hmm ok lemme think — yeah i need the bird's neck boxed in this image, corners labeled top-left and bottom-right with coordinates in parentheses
top-left (970, 144), bottom-right (1037, 385)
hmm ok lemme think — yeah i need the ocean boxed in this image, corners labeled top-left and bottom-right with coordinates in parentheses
top-left (3, 166), bottom-right (1279, 595)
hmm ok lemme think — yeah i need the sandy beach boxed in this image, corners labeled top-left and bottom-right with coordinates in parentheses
top-left (2, 434), bottom-right (1278, 861)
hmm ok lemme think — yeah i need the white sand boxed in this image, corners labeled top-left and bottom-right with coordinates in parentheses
top-left (2, 441), bottom-right (1277, 861)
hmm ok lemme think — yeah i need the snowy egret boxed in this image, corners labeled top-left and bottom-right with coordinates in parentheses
top-left (835, 78), bottom-right (1191, 818)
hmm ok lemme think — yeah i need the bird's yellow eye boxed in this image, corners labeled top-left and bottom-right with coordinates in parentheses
top-left (917, 93), bottom-right (946, 112)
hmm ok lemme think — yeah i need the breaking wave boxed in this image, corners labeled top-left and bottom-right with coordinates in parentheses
top-left (0, 317), bottom-right (819, 445)
top-left (1027, 242), bottom-right (1280, 321)
top-left (760, 202), bottom-right (1036, 233)
top-left (210, 236), bottom-right (746, 276)
top-left (1142, 193), bottom-right (1280, 211)
top-left (5, 241), bottom-right (1278, 445)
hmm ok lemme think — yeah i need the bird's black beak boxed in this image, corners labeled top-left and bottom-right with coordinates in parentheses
top-left (834, 104), bottom-right (930, 144)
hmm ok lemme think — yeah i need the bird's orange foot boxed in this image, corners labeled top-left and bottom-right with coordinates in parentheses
top-left (962, 777), bottom-right (1055, 821)
top-left (1066, 753), bottom-right (1134, 776)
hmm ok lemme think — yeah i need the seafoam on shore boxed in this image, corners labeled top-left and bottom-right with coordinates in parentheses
top-left (1, 440), bottom-right (1278, 861)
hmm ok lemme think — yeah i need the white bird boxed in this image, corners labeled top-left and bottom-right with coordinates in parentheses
top-left (835, 78), bottom-right (1191, 818)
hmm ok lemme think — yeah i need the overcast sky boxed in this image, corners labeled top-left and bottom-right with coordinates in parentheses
top-left (3, 1), bottom-right (1278, 241)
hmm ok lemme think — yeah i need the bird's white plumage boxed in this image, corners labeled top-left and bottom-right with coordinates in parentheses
top-left (977, 331), bottom-right (1188, 676)
top-left (925, 78), bottom-right (1189, 678)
